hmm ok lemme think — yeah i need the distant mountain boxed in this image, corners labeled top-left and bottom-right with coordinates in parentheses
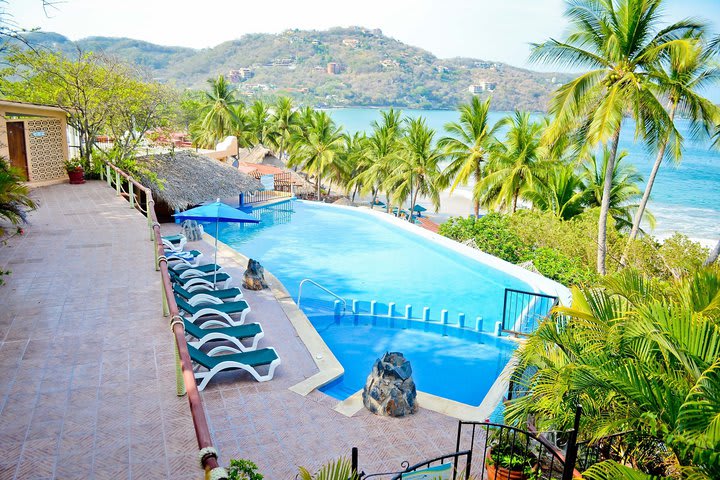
top-left (21, 27), bottom-right (572, 111)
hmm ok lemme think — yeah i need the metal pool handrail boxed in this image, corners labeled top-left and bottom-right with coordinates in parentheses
top-left (297, 278), bottom-right (348, 312)
top-left (100, 161), bottom-right (225, 478)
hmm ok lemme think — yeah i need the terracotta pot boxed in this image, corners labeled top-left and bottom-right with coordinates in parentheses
top-left (68, 168), bottom-right (85, 184)
top-left (485, 448), bottom-right (537, 480)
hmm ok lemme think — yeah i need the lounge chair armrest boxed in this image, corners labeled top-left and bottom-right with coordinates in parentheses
top-left (205, 345), bottom-right (245, 356)
top-left (187, 294), bottom-right (224, 306)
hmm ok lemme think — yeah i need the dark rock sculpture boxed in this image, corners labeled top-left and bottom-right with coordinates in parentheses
top-left (362, 352), bottom-right (418, 417)
top-left (243, 258), bottom-right (268, 290)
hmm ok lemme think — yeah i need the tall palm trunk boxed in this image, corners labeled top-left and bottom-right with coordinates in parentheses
top-left (315, 176), bottom-right (320, 201)
top-left (704, 239), bottom-right (720, 266)
top-left (473, 167), bottom-right (481, 217)
top-left (597, 128), bottom-right (622, 275)
top-left (621, 101), bottom-right (679, 265)
top-left (512, 188), bottom-right (519, 213)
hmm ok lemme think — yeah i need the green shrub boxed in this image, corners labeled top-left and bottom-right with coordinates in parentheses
top-left (528, 247), bottom-right (597, 286)
top-left (439, 213), bottom-right (530, 264)
top-left (228, 459), bottom-right (263, 480)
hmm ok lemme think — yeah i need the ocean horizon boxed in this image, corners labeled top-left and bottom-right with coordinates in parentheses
top-left (326, 107), bottom-right (720, 246)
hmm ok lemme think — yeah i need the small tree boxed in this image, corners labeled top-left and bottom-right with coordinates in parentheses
top-left (3, 48), bottom-right (175, 163)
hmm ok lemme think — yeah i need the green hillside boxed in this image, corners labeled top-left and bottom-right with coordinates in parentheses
top-left (22, 27), bottom-right (571, 111)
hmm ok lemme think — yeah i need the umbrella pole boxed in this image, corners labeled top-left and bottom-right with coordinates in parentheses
top-left (213, 220), bottom-right (219, 290)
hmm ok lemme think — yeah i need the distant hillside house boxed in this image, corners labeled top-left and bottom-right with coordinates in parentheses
top-left (327, 62), bottom-right (341, 74)
top-left (380, 59), bottom-right (399, 69)
top-left (436, 66), bottom-right (449, 73)
top-left (228, 68), bottom-right (254, 83)
top-left (342, 38), bottom-right (360, 48)
top-left (468, 81), bottom-right (497, 94)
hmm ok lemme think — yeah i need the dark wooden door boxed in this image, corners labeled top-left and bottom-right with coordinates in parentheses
top-left (7, 122), bottom-right (29, 180)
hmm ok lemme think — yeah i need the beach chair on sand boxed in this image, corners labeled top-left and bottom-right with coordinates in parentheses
top-left (171, 272), bottom-right (232, 290)
top-left (173, 283), bottom-right (243, 302)
top-left (169, 263), bottom-right (223, 278)
top-left (162, 234), bottom-right (186, 253)
top-left (188, 344), bottom-right (280, 390)
top-left (174, 294), bottom-right (251, 326)
top-left (183, 318), bottom-right (263, 352)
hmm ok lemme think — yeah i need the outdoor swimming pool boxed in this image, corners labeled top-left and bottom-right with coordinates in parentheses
top-left (215, 200), bottom-right (557, 406)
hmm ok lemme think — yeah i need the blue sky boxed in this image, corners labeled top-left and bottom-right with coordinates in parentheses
top-left (8, 0), bottom-right (720, 72)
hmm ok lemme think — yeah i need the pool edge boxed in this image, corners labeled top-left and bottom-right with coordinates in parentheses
top-left (207, 232), bottom-right (345, 396)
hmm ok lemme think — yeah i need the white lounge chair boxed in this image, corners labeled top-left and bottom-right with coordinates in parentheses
top-left (188, 344), bottom-right (281, 390)
top-left (183, 318), bottom-right (263, 352)
top-left (162, 234), bottom-right (187, 253)
top-left (174, 294), bottom-right (250, 326)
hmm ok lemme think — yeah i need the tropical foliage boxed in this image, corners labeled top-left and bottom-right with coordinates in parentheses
top-left (0, 158), bottom-right (37, 236)
top-left (505, 266), bottom-right (720, 479)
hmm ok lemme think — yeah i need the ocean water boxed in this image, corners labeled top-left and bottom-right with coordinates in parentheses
top-left (326, 108), bottom-right (720, 244)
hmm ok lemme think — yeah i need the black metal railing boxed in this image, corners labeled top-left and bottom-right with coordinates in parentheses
top-left (353, 447), bottom-right (472, 480)
top-left (455, 407), bottom-right (583, 480)
top-left (501, 288), bottom-right (558, 336)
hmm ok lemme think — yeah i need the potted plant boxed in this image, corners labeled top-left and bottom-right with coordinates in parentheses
top-left (485, 429), bottom-right (540, 480)
top-left (65, 158), bottom-right (85, 184)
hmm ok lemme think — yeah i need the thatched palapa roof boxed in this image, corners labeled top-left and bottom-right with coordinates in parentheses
top-left (136, 151), bottom-right (263, 210)
top-left (236, 145), bottom-right (285, 167)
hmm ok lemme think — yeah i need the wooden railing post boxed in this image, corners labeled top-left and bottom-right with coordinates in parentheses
top-left (174, 337), bottom-right (186, 396)
top-left (147, 197), bottom-right (154, 241)
top-left (129, 182), bottom-right (135, 209)
top-left (161, 278), bottom-right (169, 315)
top-left (115, 170), bottom-right (121, 196)
top-left (106, 165), bottom-right (111, 187)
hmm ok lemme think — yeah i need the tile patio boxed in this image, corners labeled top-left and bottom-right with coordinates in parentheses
top-left (0, 181), bottom-right (464, 480)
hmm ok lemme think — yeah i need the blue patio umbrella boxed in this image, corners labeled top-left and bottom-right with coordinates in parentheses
top-left (173, 200), bottom-right (259, 287)
top-left (412, 204), bottom-right (427, 217)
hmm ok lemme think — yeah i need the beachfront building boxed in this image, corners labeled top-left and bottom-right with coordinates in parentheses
top-left (0, 99), bottom-right (71, 185)
top-left (327, 62), bottom-right (341, 74)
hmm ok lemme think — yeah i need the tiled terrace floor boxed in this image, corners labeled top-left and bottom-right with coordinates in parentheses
top-left (1, 181), bottom-right (463, 480)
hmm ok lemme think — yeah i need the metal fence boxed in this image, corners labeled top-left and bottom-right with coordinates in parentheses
top-left (501, 288), bottom-right (558, 335)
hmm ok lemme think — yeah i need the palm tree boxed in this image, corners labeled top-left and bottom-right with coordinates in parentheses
top-left (622, 38), bottom-right (720, 259)
top-left (0, 159), bottom-right (37, 236)
top-left (288, 110), bottom-right (345, 200)
top-left (506, 267), bottom-right (720, 479)
top-left (340, 131), bottom-right (367, 201)
top-left (194, 75), bottom-right (241, 148)
top-left (356, 109), bottom-right (404, 210)
top-left (526, 162), bottom-right (587, 220)
top-left (476, 112), bottom-right (546, 213)
top-left (439, 97), bottom-right (505, 217)
top-left (388, 117), bottom-right (443, 220)
top-left (267, 96), bottom-right (299, 161)
top-left (532, 0), bottom-right (704, 274)
top-left (580, 149), bottom-right (650, 232)
top-left (704, 239), bottom-right (720, 266)
top-left (247, 100), bottom-right (271, 147)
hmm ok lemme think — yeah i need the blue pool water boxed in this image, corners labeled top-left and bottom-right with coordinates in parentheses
top-left (312, 315), bottom-right (516, 405)
top-left (216, 200), bottom-right (540, 405)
